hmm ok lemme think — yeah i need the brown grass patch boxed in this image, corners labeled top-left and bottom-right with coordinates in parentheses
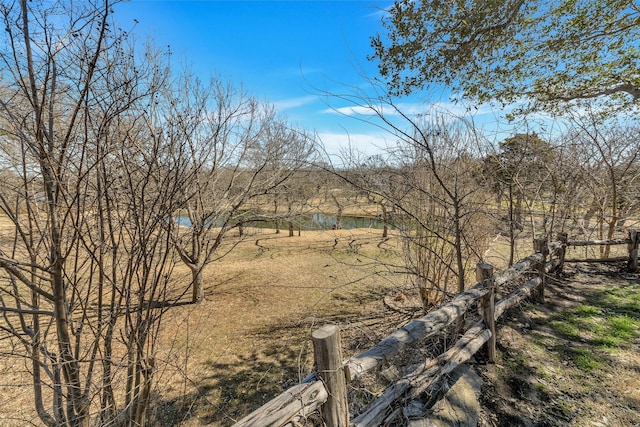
top-left (149, 228), bottom-right (406, 426)
top-left (0, 226), bottom-right (405, 426)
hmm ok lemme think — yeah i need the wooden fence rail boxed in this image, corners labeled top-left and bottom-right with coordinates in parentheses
top-left (562, 229), bottom-right (639, 272)
top-left (232, 230), bottom-right (638, 427)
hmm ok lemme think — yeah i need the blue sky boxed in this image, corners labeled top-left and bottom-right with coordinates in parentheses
top-left (113, 1), bottom-right (539, 157)
top-left (114, 1), bottom-right (396, 152)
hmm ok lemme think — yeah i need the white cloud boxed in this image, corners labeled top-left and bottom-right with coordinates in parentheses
top-left (322, 102), bottom-right (425, 117)
top-left (362, 2), bottom-right (393, 19)
top-left (322, 100), bottom-right (497, 120)
top-left (317, 131), bottom-right (392, 162)
top-left (315, 95), bottom-right (579, 157)
top-left (272, 95), bottom-right (317, 111)
top-left (323, 105), bottom-right (383, 116)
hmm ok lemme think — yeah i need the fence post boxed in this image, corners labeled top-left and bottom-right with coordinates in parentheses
top-left (477, 263), bottom-right (496, 363)
top-left (556, 232), bottom-right (568, 275)
top-left (312, 324), bottom-right (348, 427)
top-left (533, 238), bottom-right (548, 303)
top-left (628, 229), bottom-right (639, 273)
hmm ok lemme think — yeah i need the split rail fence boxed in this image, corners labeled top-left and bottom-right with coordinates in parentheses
top-left (232, 229), bottom-right (639, 427)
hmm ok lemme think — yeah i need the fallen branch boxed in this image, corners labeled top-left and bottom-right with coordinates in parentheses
top-left (351, 321), bottom-right (490, 427)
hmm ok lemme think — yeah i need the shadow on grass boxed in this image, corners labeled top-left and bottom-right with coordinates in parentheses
top-left (149, 278), bottom-right (404, 425)
top-left (151, 330), bottom-right (309, 426)
top-left (479, 264), bottom-right (640, 426)
top-left (541, 268), bottom-right (640, 357)
top-left (480, 340), bottom-right (576, 426)
top-left (200, 348), bottom-right (305, 425)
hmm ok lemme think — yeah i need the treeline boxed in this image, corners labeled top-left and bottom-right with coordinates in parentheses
top-left (323, 108), bottom-right (640, 311)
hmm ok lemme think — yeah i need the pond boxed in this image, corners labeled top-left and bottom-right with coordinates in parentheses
top-left (175, 213), bottom-right (389, 230)
top-left (300, 213), bottom-right (386, 230)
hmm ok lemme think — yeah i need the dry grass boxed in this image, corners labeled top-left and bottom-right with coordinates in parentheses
top-left (0, 226), bottom-right (406, 426)
top-left (150, 227), bottom-right (406, 426)
top-left (0, 204), bottom-right (405, 426)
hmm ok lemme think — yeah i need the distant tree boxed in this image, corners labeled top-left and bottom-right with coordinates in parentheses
top-left (484, 133), bottom-right (555, 265)
top-left (365, 190), bottom-right (394, 239)
top-left (315, 167), bottom-right (359, 231)
top-left (371, 0), bottom-right (640, 113)
top-left (532, 139), bottom-right (585, 238)
top-left (568, 114), bottom-right (640, 257)
top-left (276, 169), bottom-right (316, 237)
top-left (351, 155), bottom-right (398, 238)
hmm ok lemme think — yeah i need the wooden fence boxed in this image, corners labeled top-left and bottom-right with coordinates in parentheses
top-left (232, 230), bottom-right (639, 427)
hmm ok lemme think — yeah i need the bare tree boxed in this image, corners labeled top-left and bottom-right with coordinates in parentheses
top-left (0, 2), bottom-right (194, 425)
top-left (568, 113), bottom-right (640, 257)
top-left (273, 169), bottom-right (316, 236)
top-left (342, 154), bottom-right (397, 238)
top-left (168, 77), bottom-right (317, 302)
top-left (395, 115), bottom-right (491, 307)
top-left (324, 89), bottom-right (492, 309)
top-left (483, 133), bottom-right (555, 265)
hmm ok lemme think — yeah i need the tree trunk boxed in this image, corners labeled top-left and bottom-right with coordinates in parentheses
top-left (508, 183), bottom-right (515, 267)
top-left (515, 194), bottom-right (523, 231)
top-left (603, 178), bottom-right (618, 258)
top-left (381, 204), bottom-right (389, 238)
top-left (191, 265), bottom-right (204, 303)
top-left (453, 199), bottom-right (465, 294)
top-left (31, 271), bottom-right (55, 425)
top-left (21, 0), bottom-right (88, 422)
top-left (46, 177), bottom-right (88, 425)
top-left (331, 194), bottom-right (343, 230)
top-left (274, 197), bottom-right (280, 234)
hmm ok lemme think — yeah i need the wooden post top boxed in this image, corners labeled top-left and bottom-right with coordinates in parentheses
top-left (312, 324), bottom-right (339, 340)
top-left (533, 237), bottom-right (549, 256)
top-left (476, 263), bottom-right (494, 287)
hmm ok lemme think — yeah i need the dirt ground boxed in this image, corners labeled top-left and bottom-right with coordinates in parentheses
top-left (0, 228), bottom-right (402, 426)
top-left (142, 228), bottom-right (408, 426)
top-left (476, 263), bottom-right (640, 427)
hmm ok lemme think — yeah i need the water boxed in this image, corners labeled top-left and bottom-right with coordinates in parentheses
top-left (175, 213), bottom-right (388, 230)
top-left (301, 213), bottom-right (386, 230)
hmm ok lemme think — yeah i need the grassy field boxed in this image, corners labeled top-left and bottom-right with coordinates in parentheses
top-left (0, 227), bottom-right (406, 426)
